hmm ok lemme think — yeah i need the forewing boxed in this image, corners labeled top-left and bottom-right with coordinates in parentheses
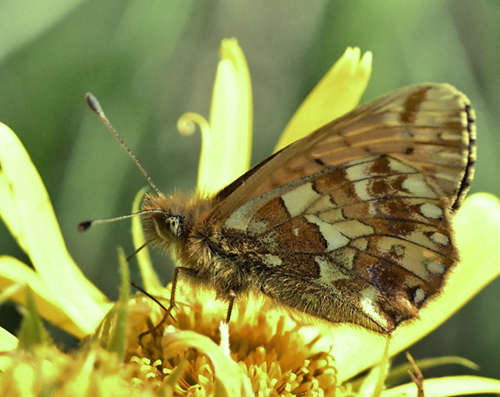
top-left (213, 84), bottom-right (476, 219)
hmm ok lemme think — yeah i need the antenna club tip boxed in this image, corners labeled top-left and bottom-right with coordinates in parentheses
top-left (85, 92), bottom-right (103, 114)
top-left (78, 221), bottom-right (92, 232)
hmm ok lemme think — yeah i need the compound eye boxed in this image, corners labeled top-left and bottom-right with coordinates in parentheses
top-left (164, 215), bottom-right (183, 240)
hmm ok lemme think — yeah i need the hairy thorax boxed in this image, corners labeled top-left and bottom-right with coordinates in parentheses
top-left (141, 191), bottom-right (258, 300)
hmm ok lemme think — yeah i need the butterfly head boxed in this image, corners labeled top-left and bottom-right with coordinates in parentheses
top-left (141, 193), bottom-right (188, 250)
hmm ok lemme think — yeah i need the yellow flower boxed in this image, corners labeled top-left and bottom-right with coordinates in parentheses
top-left (1, 39), bottom-right (500, 396)
top-left (0, 123), bottom-right (112, 340)
top-left (177, 39), bottom-right (252, 196)
top-left (276, 46), bottom-right (371, 151)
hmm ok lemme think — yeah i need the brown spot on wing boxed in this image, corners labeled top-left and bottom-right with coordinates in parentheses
top-left (250, 197), bottom-right (290, 232)
top-left (264, 217), bottom-right (328, 254)
top-left (401, 87), bottom-right (430, 124)
top-left (368, 262), bottom-right (436, 308)
top-left (312, 169), bottom-right (350, 195)
top-left (278, 254), bottom-right (321, 278)
top-left (370, 156), bottom-right (393, 175)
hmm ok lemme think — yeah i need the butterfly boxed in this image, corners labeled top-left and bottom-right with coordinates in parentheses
top-left (83, 83), bottom-right (476, 334)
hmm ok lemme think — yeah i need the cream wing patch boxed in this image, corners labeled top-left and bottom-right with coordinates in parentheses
top-left (360, 286), bottom-right (389, 330)
top-left (420, 203), bottom-right (443, 219)
top-left (304, 215), bottom-right (350, 251)
top-left (281, 182), bottom-right (321, 217)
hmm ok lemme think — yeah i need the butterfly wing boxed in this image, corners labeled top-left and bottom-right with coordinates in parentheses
top-left (214, 84), bottom-right (476, 218)
top-left (211, 84), bottom-right (476, 333)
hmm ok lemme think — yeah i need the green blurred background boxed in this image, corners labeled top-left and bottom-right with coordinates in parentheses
top-left (1, 0), bottom-right (499, 388)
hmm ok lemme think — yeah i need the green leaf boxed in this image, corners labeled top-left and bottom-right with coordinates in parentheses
top-left (106, 248), bottom-right (130, 360)
top-left (17, 286), bottom-right (52, 352)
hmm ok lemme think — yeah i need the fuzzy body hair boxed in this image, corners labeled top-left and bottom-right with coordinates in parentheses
top-left (141, 192), bottom-right (258, 300)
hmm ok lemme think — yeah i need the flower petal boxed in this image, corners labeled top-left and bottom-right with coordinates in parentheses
top-left (356, 339), bottom-right (390, 397)
top-left (390, 193), bottom-right (500, 352)
top-left (131, 188), bottom-right (162, 294)
top-left (162, 327), bottom-right (254, 396)
top-left (0, 256), bottom-right (98, 337)
top-left (0, 327), bottom-right (18, 371)
top-left (276, 47), bottom-right (372, 150)
top-left (382, 375), bottom-right (500, 396)
top-left (198, 38), bottom-right (253, 194)
top-left (0, 123), bottom-right (110, 337)
top-left (312, 193), bottom-right (500, 384)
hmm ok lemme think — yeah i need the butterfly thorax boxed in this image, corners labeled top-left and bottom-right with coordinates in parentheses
top-left (141, 192), bottom-right (257, 299)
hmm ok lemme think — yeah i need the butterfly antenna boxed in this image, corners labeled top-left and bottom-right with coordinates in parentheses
top-left (78, 209), bottom-right (165, 232)
top-left (85, 92), bottom-right (162, 196)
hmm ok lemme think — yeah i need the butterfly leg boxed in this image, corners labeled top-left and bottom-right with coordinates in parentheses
top-left (138, 266), bottom-right (197, 345)
top-left (406, 352), bottom-right (425, 397)
top-left (226, 289), bottom-right (237, 323)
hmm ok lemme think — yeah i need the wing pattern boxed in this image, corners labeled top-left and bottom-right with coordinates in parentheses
top-left (214, 84), bottom-right (476, 332)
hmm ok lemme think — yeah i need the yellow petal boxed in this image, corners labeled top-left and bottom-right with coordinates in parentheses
top-left (357, 339), bottom-right (390, 397)
top-left (162, 327), bottom-right (253, 396)
top-left (0, 123), bottom-right (110, 337)
top-left (198, 38), bottom-right (253, 195)
top-left (311, 193), bottom-right (500, 384)
top-left (382, 375), bottom-right (500, 396)
top-left (0, 327), bottom-right (17, 371)
top-left (276, 47), bottom-right (372, 150)
top-left (390, 193), bottom-right (500, 352)
top-left (0, 256), bottom-right (100, 337)
top-left (131, 187), bottom-right (162, 294)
